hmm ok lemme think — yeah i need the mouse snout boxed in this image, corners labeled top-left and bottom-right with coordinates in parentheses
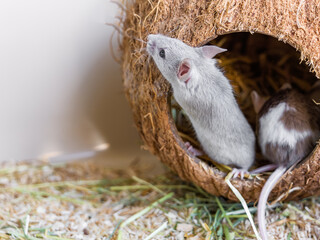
top-left (147, 34), bottom-right (156, 41)
top-left (147, 39), bottom-right (157, 55)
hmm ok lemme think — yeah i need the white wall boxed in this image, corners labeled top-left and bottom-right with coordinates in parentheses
top-left (0, 0), bottom-right (156, 166)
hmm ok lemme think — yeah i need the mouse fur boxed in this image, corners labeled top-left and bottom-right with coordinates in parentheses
top-left (147, 34), bottom-right (255, 170)
top-left (251, 85), bottom-right (320, 240)
top-left (253, 87), bottom-right (320, 167)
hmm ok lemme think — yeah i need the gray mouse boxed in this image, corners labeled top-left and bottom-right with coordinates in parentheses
top-left (251, 83), bottom-right (320, 240)
top-left (146, 34), bottom-right (256, 176)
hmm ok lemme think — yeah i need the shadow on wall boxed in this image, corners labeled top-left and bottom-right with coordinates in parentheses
top-left (80, 45), bottom-right (159, 167)
top-left (0, 0), bottom-right (159, 169)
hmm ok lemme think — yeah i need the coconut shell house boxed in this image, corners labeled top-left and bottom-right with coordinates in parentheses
top-left (120, 0), bottom-right (320, 202)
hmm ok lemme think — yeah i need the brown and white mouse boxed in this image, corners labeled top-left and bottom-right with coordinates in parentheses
top-left (251, 83), bottom-right (320, 240)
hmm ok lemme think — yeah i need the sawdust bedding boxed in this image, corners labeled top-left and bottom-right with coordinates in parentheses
top-left (0, 159), bottom-right (320, 239)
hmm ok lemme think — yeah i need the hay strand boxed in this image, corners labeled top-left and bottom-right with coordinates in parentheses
top-left (117, 192), bottom-right (173, 240)
top-left (225, 173), bottom-right (262, 240)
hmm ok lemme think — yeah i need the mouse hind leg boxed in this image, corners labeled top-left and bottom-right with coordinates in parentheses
top-left (184, 142), bottom-right (204, 157)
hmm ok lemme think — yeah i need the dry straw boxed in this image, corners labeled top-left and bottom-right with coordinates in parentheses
top-left (120, 0), bottom-right (320, 202)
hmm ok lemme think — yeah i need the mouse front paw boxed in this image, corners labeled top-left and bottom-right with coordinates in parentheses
top-left (231, 168), bottom-right (249, 179)
top-left (184, 142), bottom-right (203, 157)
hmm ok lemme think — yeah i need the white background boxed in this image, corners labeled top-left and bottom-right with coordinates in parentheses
top-left (0, 0), bottom-right (156, 166)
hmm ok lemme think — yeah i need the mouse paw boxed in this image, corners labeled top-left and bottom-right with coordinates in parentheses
top-left (184, 142), bottom-right (203, 157)
top-left (231, 168), bottom-right (249, 179)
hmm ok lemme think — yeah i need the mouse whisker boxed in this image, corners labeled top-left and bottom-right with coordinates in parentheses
top-left (138, 47), bottom-right (147, 52)
top-left (134, 37), bottom-right (147, 44)
top-left (106, 23), bottom-right (146, 44)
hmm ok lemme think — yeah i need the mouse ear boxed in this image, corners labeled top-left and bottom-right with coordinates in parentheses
top-left (178, 59), bottom-right (192, 82)
top-left (200, 45), bottom-right (227, 59)
top-left (280, 83), bottom-right (292, 90)
top-left (251, 91), bottom-right (269, 113)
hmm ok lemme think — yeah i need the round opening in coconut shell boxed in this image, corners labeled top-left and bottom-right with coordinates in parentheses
top-left (173, 33), bottom-right (319, 169)
top-left (120, 0), bottom-right (320, 202)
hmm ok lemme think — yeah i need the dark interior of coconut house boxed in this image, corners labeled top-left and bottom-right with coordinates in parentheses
top-left (0, 0), bottom-right (320, 240)
top-left (173, 32), bottom-right (319, 170)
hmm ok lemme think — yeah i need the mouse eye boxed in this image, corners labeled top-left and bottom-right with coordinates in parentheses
top-left (159, 49), bottom-right (165, 59)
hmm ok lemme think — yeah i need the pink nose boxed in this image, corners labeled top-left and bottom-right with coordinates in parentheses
top-left (147, 40), bottom-right (156, 54)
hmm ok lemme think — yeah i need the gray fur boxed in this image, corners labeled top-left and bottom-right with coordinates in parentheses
top-left (146, 34), bottom-right (255, 169)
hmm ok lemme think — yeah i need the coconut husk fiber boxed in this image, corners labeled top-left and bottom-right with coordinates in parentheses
top-left (120, 0), bottom-right (320, 202)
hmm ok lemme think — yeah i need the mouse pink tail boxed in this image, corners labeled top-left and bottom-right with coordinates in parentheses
top-left (257, 166), bottom-right (287, 240)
